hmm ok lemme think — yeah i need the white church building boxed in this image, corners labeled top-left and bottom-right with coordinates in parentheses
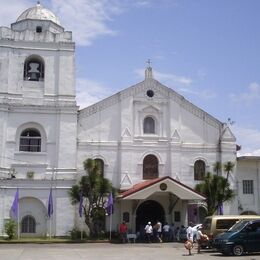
top-left (0, 3), bottom-right (259, 237)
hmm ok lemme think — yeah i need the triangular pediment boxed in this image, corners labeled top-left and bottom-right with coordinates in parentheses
top-left (142, 105), bottom-right (160, 113)
top-left (221, 126), bottom-right (236, 142)
top-left (122, 127), bottom-right (132, 138)
top-left (120, 172), bottom-right (133, 189)
top-left (171, 129), bottom-right (181, 142)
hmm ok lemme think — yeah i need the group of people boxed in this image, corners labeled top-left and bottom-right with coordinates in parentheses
top-left (119, 220), bottom-right (208, 255)
top-left (144, 221), bottom-right (184, 243)
top-left (120, 220), bottom-right (189, 243)
top-left (186, 222), bottom-right (208, 255)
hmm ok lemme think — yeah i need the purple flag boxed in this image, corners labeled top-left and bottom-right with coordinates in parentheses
top-left (79, 190), bottom-right (83, 218)
top-left (48, 188), bottom-right (53, 218)
top-left (106, 192), bottom-right (114, 216)
top-left (11, 188), bottom-right (19, 219)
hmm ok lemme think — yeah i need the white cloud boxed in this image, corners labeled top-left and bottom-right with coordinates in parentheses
top-left (135, 68), bottom-right (192, 86)
top-left (135, 68), bottom-right (216, 99)
top-left (155, 70), bottom-right (192, 86)
top-left (179, 87), bottom-right (216, 99)
top-left (0, 0), bottom-right (121, 46)
top-left (133, 1), bottom-right (152, 7)
top-left (51, 0), bottom-right (122, 46)
top-left (230, 82), bottom-right (260, 103)
top-left (232, 125), bottom-right (260, 156)
top-left (0, 0), bottom-right (179, 46)
top-left (76, 78), bottom-right (114, 109)
top-left (0, 0), bottom-right (33, 26)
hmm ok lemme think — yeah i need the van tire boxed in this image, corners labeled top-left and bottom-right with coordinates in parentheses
top-left (233, 245), bottom-right (244, 256)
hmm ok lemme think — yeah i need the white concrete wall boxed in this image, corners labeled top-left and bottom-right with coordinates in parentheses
top-left (0, 181), bottom-right (75, 237)
top-left (77, 78), bottom-right (234, 190)
top-left (236, 158), bottom-right (260, 215)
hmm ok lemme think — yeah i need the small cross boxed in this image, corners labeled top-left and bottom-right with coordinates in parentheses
top-left (146, 59), bottom-right (152, 68)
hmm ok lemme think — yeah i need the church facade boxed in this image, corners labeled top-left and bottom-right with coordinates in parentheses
top-left (0, 3), bottom-right (258, 237)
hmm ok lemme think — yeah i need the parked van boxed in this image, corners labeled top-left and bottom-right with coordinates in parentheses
top-left (202, 215), bottom-right (260, 246)
top-left (213, 219), bottom-right (260, 256)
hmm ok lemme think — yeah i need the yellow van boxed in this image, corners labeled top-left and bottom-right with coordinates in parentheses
top-left (202, 215), bottom-right (260, 246)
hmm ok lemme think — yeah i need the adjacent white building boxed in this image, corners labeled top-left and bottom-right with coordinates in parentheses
top-left (0, 3), bottom-right (258, 237)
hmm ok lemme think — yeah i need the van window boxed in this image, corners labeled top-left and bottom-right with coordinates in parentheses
top-left (216, 219), bottom-right (239, 229)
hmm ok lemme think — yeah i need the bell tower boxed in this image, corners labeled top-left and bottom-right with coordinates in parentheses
top-left (0, 2), bottom-right (76, 106)
top-left (0, 2), bottom-right (77, 180)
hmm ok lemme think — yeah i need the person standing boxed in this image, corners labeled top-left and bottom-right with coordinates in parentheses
top-left (186, 222), bottom-right (194, 255)
top-left (196, 226), bottom-right (208, 254)
top-left (119, 221), bottom-right (128, 243)
top-left (145, 221), bottom-right (153, 243)
top-left (155, 220), bottom-right (162, 242)
top-left (163, 222), bottom-right (170, 242)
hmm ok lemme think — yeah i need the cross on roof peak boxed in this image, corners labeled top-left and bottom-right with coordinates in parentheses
top-left (146, 59), bottom-right (152, 68)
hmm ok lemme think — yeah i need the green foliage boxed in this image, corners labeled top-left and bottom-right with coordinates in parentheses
top-left (4, 219), bottom-right (17, 240)
top-left (224, 161), bottom-right (235, 181)
top-left (213, 162), bottom-right (222, 175)
top-left (195, 172), bottom-right (235, 216)
top-left (69, 228), bottom-right (87, 240)
top-left (69, 158), bottom-right (116, 238)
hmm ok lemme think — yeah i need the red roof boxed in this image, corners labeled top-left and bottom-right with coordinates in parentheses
top-left (120, 176), bottom-right (205, 199)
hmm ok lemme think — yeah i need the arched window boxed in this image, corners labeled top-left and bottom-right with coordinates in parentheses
top-left (143, 154), bottom-right (159, 180)
top-left (21, 215), bottom-right (36, 233)
top-left (19, 128), bottom-right (41, 152)
top-left (95, 159), bottom-right (104, 177)
top-left (24, 55), bottom-right (44, 81)
top-left (143, 117), bottom-right (155, 134)
top-left (194, 160), bottom-right (206, 180)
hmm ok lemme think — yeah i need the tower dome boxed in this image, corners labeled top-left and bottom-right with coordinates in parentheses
top-left (16, 1), bottom-right (61, 26)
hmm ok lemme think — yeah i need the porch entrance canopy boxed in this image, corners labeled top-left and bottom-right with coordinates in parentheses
top-left (120, 176), bottom-right (205, 201)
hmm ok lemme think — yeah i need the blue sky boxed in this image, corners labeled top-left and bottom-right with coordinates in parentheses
top-left (1, 0), bottom-right (260, 156)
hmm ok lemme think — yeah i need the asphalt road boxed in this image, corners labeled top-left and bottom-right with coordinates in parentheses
top-left (0, 243), bottom-right (260, 260)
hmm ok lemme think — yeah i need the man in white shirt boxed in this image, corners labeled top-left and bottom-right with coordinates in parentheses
top-left (186, 222), bottom-right (194, 242)
top-left (145, 221), bottom-right (153, 243)
top-left (163, 222), bottom-right (170, 242)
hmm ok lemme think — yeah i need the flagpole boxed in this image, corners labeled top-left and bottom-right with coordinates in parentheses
top-left (106, 192), bottom-right (113, 241)
top-left (49, 215), bottom-right (52, 239)
top-left (49, 168), bottom-right (54, 239)
top-left (81, 217), bottom-right (83, 240)
top-left (17, 190), bottom-right (20, 239)
top-left (109, 214), bottom-right (112, 241)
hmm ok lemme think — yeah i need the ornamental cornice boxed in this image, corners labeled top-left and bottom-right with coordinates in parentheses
top-left (0, 102), bottom-right (78, 114)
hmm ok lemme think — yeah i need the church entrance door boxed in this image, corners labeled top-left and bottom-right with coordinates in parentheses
top-left (135, 200), bottom-right (165, 232)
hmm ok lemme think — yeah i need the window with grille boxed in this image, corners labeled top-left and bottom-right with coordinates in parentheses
top-left (194, 160), bottom-right (206, 180)
top-left (243, 180), bottom-right (254, 194)
top-left (143, 117), bottom-right (155, 134)
top-left (21, 215), bottom-right (36, 233)
top-left (143, 154), bottom-right (159, 180)
top-left (19, 128), bottom-right (41, 152)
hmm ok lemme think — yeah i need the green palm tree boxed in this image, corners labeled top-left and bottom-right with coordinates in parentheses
top-left (195, 172), bottom-right (235, 216)
top-left (224, 161), bottom-right (235, 181)
top-left (213, 161), bottom-right (222, 176)
top-left (69, 158), bottom-right (115, 237)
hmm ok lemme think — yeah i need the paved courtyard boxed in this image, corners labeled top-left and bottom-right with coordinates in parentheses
top-left (0, 243), bottom-right (259, 260)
